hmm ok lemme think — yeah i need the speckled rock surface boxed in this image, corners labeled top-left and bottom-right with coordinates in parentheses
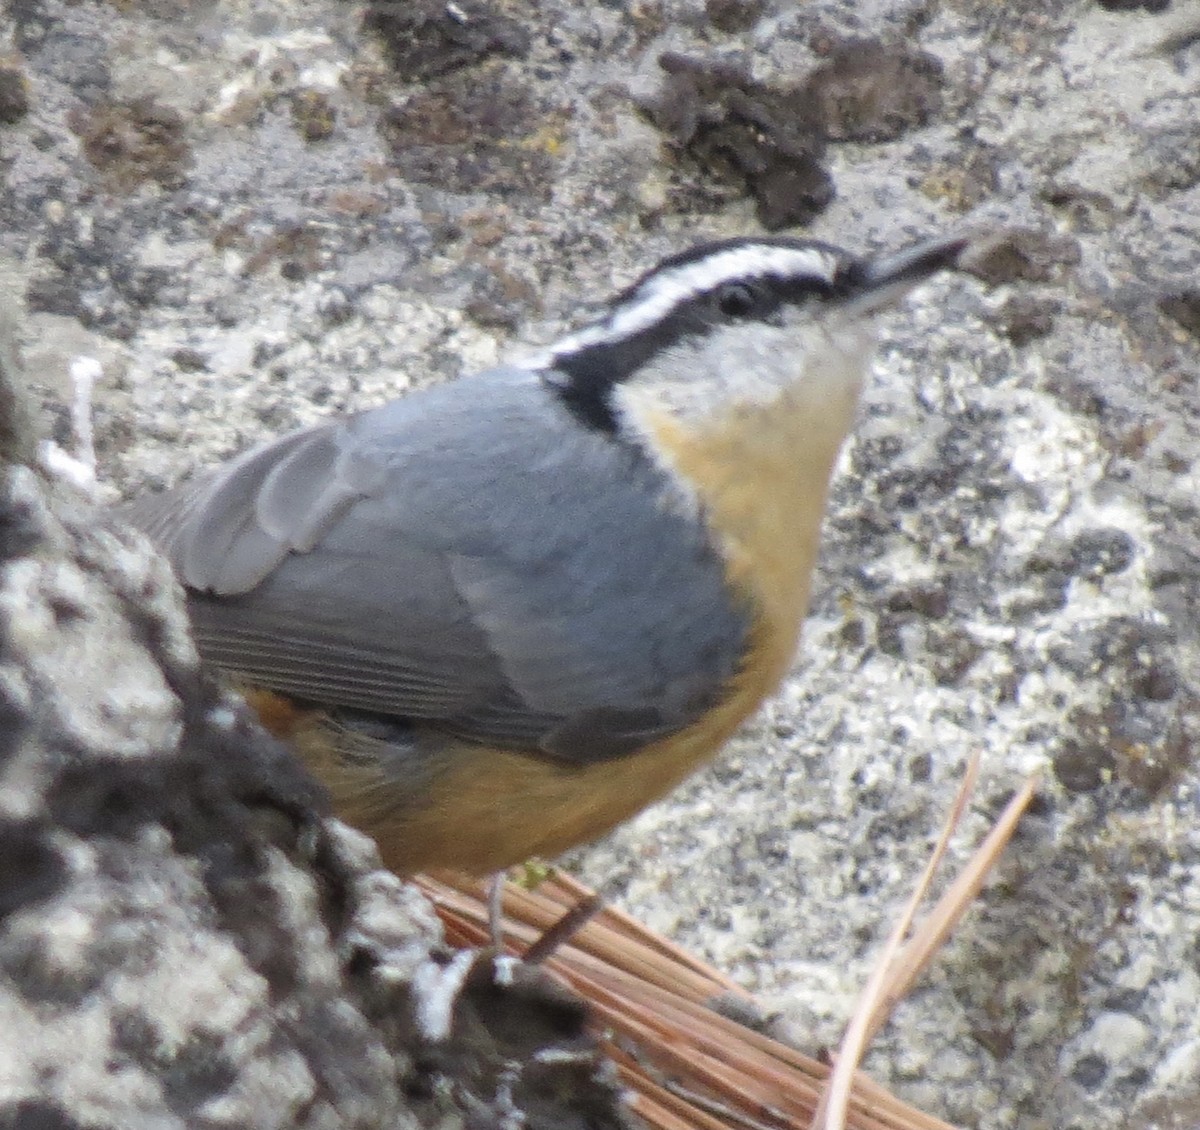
top-left (0, 460), bottom-right (405, 1127)
top-left (3, 1), bottom-right (1199, 1128)
top-left (0, 375), bottom-right (627, 1125)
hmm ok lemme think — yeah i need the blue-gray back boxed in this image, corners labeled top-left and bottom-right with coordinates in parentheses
top-left (122, 367), bottom-right (753, 762)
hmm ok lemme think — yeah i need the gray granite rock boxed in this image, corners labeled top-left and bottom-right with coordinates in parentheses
top-left (2, 0), bottom-right (1198, 1127)
top-left (0, 353), bottom-right (627, 1127)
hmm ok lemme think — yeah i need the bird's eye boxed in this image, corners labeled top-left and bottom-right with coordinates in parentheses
top-left (715, 282), bottom-right (759, 318)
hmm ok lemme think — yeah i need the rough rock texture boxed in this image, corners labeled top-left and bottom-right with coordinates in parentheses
top-left (0, 382), bottom-right (627, 1124)
top-left (2, 1), bottom-right (1199, 1128)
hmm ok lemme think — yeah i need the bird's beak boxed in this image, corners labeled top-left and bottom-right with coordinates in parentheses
top-left (836, 234), bottom-right (972, 316)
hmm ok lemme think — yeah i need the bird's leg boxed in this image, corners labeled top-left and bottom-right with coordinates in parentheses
top-left (487, 870), bottom-right (507, 951)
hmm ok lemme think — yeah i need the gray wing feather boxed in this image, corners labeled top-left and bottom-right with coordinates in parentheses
top-left (122, 367), bottom-right (751, 762)
top-left (166, 423), bottom-right (382, 593)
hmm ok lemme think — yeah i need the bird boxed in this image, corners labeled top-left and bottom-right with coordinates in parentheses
top-left (121, 233), bottom-right (969, 878)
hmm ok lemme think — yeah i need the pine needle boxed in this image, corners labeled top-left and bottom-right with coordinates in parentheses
top-left (415, 769), bottom-right (1038, 1130)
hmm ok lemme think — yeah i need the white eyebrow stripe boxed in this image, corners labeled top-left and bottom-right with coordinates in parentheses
top-left (516, 245), bottom-right (844, 374)
top-left (538, 244), bottom-right (841, 364)
top-left (624, 244), bottom-right (840, 329)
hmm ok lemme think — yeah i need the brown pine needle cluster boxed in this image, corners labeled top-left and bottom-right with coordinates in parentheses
top-left (417, 762), bottom-right (1038, 1130)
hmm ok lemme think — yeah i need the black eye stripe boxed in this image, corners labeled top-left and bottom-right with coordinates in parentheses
top-left (549, 261), bottom-right (842, 434)
top-left (714, 282), bottom-right (761, 317)
top-left (707, 274), bottom-right (833, 319)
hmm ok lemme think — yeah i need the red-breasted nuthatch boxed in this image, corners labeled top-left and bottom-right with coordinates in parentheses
top-left (123, 234), bottom-right (969, 876)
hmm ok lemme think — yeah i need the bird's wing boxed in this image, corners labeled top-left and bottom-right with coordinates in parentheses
top-left (121, 370), bottom-right (751, 762)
